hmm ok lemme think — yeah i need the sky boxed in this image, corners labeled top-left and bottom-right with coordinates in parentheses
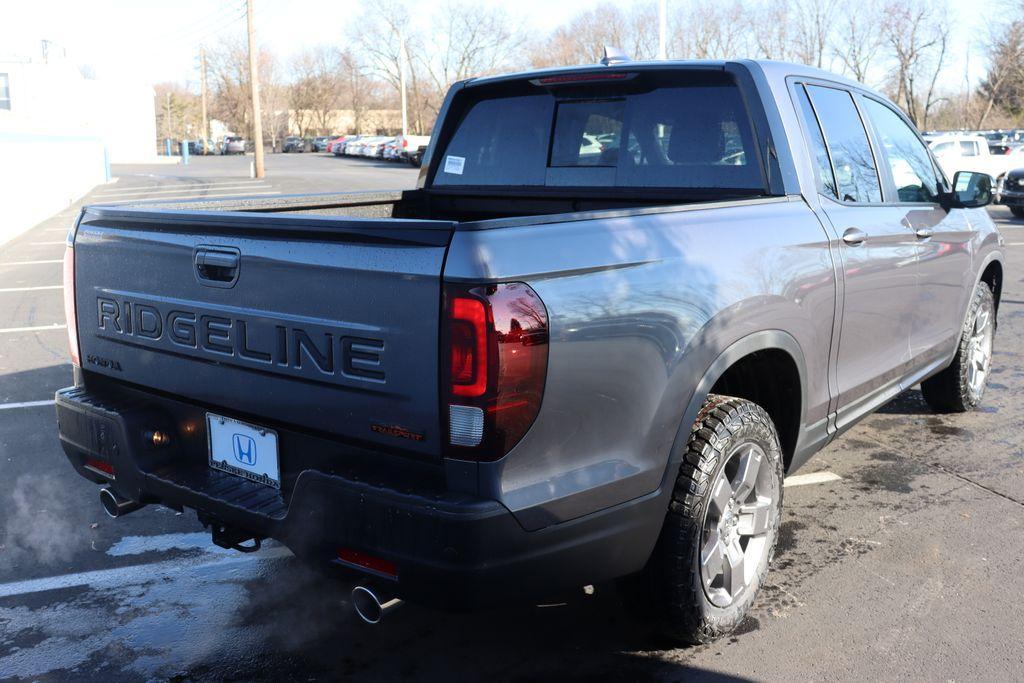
top-left (0, 0), bottom-right (990, 90)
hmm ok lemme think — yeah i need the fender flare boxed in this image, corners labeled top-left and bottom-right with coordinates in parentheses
top-left (658, 329), bottom-right (808, 491)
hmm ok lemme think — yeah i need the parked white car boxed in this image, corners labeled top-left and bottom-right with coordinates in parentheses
top-left (927, 134), bottom-right (1021, 182)
top-left (395, 134), bottom-right (431, 162)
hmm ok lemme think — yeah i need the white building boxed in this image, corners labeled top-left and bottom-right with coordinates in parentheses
top-left (0, 42), bottom-right (157, 243)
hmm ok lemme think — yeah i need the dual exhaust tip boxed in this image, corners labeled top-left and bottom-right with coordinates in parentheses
top-left (99, 488), bottom-right (402, 624)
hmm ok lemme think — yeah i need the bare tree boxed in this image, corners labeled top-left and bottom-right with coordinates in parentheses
top-left (207, 36), bottom-right (283, 145)
top-left (350, 0), bottom-right (430, 133)
top-left (154, 82), bottom-right (202, 143)
top-left (672, 1), bottom-right (748, 60)
top-left (832, 0), bottom-right (885, 83)
top-left (290, 46), bottom-right (343, 136)
top-left (881, 0), bottom-right (951, 128)
top-left (529, 2), bottom-right (658, 67)
top-left (976, 19), bottom-right (1024, 127)
top-left (792, 0), bottom-right (838, 69)
top-left (421, 2), bottom-right (527, 91)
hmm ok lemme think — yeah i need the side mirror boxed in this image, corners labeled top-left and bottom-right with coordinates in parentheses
top-left (945, 171), bottom-right (993, 209)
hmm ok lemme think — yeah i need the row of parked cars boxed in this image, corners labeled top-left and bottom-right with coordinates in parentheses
top-left (275, 134), bottom-right (431, 166)
top-left (326, 134), bottom-right (431, 166)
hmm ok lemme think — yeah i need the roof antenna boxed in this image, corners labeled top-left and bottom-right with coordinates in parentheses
top-left (600, 46), bottom-right (631, 66)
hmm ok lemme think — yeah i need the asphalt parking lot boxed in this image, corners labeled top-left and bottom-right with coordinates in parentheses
top-left (1, 154), bottom-right (1022, 681)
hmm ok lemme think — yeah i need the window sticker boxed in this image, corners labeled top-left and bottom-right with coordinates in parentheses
top-left (444, 155), bottom-right (465, 175)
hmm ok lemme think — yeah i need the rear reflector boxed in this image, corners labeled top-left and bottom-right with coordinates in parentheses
top-left (337, 548), bottom-right (398, 579)
top-left (85, 458), bottom-right (114, 477)
top-left (443, 282), bottom-right (548, 461)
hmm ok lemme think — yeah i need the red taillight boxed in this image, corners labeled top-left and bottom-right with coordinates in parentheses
top-left (443, 283), bottom-right (548, 461)
top-left (402, 138), bottom-right (408, 148)
top-left (337, 548), bottom-right (398, 579)
top-left (62, 245), bottom-right (80, 367)
top-left (450, 297), bottom-right (489, 397)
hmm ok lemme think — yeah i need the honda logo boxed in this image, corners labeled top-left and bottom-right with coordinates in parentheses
top-left (232, 433), bottom-right (257, 466)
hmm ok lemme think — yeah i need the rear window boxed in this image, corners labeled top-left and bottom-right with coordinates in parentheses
top-left (432, 75), bottom-right (764, 191)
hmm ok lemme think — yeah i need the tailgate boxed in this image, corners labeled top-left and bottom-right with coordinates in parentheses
top-left (73, 206), bottom-right (454, 458)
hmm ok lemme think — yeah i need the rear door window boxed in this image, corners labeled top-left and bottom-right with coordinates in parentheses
top-left (433, 76), bottom-right (765, 192)
top-left (805, 85), bottom-right (882, 203)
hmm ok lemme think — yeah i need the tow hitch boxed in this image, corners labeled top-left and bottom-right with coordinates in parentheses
top-left (199, 513), bottom-right (264, 553)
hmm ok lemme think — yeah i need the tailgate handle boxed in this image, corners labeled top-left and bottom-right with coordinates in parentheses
top-left (194, 247), bottom-right (240, 287)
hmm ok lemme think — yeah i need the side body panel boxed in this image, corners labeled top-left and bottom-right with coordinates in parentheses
top-left (444, 198), bottom-right (836, 528)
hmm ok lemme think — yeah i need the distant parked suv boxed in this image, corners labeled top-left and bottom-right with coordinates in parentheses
top-left (57, 59), bottom-right (1004, 643)
top-left (282, 136), bottom-right (306, 153)
top-left (998, 168), bottom-right (1024, 217)
top-left (221, 136), bottom-right (246, 155)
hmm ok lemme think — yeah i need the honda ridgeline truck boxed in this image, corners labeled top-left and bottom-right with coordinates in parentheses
top-left (56, 59), bottom-right (1004, 641)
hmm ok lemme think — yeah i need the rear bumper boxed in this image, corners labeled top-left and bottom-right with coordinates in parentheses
top-left (55, 384), bottom-right (664, 609)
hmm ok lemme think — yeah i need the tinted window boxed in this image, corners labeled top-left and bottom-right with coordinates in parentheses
top-left (806, 85), bottom-right (882, 203)
top-left (932, 141), bottom-right (954, 154)
top-left (437, 94), bottom-right (551, 186)
top-left (550, 99), bottom-right (624, 167)
top-left (863, 98), bottom-right (943, 203)
top-left (0, 73), bottom-right (9, 110)
top-left (434, 81), bottom-right (763, 191)
top-left (794, 85), bottom-right (837, 198)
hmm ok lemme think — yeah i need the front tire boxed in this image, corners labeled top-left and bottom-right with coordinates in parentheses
top-left (921, 284), bottom-right (996, 412)
top-left (1010, 206), bottom-right (1024, 219)
top-left (639, 395), bottom-right (784, 644)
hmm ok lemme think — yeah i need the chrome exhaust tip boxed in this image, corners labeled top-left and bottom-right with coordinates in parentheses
top-left (351, 585), bottom-right (402, 624)
top-left (99, 487), bottom-right (144, 518)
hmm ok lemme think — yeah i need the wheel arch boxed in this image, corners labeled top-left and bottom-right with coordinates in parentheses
top-left (664, 330), bottom-right (808, 485)
top-left (979, 256), bottom-right (1003, 315)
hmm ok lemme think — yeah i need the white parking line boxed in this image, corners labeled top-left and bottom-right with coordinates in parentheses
top-left (0, 545), bottom-right (293, 599)
top-left (29, 241), bottom-right (68, 245)
top-left (1007, 242), bottom-right (1024, 246)
top-left (0, 285), bottom-right (62, 292)
top-left (0, 259), bottom-right (63, 265)
top-left (0, 399), bottom-right (55, 410)
top-left (93, 183), bottom-right (272, 198)
top-left (784, 471), bottom-right (843, 488)
top-left (98, 190), bottom-right (281, 204)
top-left (0, 323), bottom-right (66, 334)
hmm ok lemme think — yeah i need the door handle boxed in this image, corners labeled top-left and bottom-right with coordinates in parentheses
top-left (194, 246), bottom-right (240, 287)
top-left (842, 228), bottom-right (868, 246)
top-left (915, 227), bottom-right (935, 239)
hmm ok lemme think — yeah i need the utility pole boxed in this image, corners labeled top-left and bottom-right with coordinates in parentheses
top-left (246, 0), bottom-right (265, 178)
top-left (200, 47), bottom-right (209, 141)
top-left (165, 92), bottom-right (172, 138)
top-left (658, 0), bottom-right (667, 60)
top-left (399, 30), bottom-right (409, 136)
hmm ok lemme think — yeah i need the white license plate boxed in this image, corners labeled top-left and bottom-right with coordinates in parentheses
top-left (207, 413), bottom-right (280, 488)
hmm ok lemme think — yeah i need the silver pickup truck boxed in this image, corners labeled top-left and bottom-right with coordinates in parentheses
top-left (56, 59), bottom-right (1004, 642)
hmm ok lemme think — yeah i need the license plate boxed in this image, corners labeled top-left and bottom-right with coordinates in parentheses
top-left (207, 413), bottom-right (280, 488)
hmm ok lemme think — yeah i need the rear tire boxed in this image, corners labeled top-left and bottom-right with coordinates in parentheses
top-left (635, 395), bottom-right (784, 644)
top-left (1010, 206), bottom-right (1024, 219)
top-left (921, 284), bottom-right (996, 412)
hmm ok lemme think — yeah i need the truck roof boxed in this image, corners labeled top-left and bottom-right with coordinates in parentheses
top-left (465, 58), bottom-right (873, 95)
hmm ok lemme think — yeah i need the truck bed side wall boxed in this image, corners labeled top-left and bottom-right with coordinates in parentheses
top-left (444, 197), bottom-right (837, 529)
